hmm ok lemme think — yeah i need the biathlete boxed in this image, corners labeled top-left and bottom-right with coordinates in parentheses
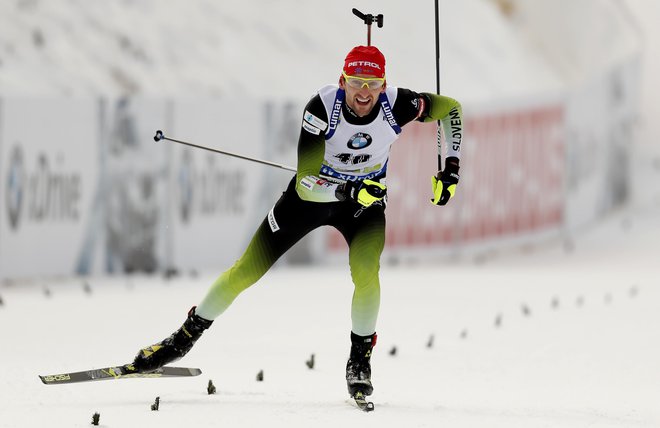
top-left (132, 45), bottom-right (463, 399)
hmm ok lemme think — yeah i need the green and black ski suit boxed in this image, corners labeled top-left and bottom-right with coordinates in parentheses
top-left (196, 84), bottom-right (462, 336)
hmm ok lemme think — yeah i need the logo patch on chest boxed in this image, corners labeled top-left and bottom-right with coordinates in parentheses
top-left (347, 133), bottom-right (373, 149)
top-left (334, 153), bottom-right (372, 165)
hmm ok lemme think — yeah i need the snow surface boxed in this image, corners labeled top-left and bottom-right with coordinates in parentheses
top-left (1, 199), bottom-right (659, 428)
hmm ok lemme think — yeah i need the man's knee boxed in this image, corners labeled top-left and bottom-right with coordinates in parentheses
top-left (350, 258), bottom-right (380, 289)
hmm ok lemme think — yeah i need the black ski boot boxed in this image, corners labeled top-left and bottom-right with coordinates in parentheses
top-left (132, 306), bottom-right (213, 373)
top-left (346, 332), bottom-right (377, 397)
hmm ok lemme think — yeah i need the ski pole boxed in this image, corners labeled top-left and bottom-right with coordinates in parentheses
top-left (352, 9), bottom-right (384, 46)
top-left (153, 130), bottom-right (296, 173)
top-left (434, 0), bottom-right (443, 171)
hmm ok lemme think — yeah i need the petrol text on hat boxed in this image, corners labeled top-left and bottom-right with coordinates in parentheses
top-left (347, 61), bottom-right (381, 69)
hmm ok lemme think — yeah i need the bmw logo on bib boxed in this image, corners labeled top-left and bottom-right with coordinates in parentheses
top-left (347, 133), bottom-right (372, 150)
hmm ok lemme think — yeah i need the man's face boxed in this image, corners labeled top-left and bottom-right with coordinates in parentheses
top-left (339, 74), bottom-right (386, 117)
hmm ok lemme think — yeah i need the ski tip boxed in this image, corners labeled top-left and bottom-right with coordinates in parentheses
top-left (38, 374), bottom-right (69, 385)
top-left (187, 367), bottom-right (202, 376)
top-left (166, 367), bottom-right (202, 376)
top-left (351, 392), bottom-right (375, 412)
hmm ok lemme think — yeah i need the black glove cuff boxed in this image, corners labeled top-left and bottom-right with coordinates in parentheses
top-left (335, 181), bottom-right (354, 202)
top-left (444, 157), bottom-right (460, 175)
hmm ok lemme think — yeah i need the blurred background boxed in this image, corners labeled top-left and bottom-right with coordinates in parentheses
top-left (0, 0), bottom-right (658, 281)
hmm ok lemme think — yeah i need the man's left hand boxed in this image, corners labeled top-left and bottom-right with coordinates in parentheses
top-left (431, 157), bottom-right (460, 206)
top-left (337, 179), bottom-right (387, 207)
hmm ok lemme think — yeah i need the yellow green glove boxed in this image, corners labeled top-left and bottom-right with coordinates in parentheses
top-left (336, 179), bottom-right (387, 207)
top-left (431, 157), bottom-right (459, 206)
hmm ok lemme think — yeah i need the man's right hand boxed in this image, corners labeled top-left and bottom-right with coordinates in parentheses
top-left (336, 179), bottom-right (387, 207)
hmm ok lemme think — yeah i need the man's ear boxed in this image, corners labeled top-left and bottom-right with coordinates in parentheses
top-left (380, 80), bottom-right (387, 93)
top-left (338, 75), bottom-right (346, 89)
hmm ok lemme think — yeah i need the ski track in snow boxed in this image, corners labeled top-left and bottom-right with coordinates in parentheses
top-left (1, 204), bottom-right (660, 427)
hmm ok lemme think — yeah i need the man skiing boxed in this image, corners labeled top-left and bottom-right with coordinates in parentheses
top-left (132, 45), bottom-right (463, 399)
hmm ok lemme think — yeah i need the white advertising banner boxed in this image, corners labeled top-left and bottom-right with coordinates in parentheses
top-left (0, 98), bottom-right (98, 279)
top-left (75, 98), bottom-right (169, 276)
top-left (168, 99), bottom-right (278, 271)
top-left (0, 97), bottom-right (302, 281)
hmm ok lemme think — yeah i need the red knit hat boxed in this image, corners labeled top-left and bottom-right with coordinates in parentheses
top-left (343, 46), bottom-right (386, 78)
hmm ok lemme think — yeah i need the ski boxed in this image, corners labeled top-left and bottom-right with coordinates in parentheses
top-left (39, 364), bottom-right (201, 385)
top-left (352, 391), bottom-right (375, 412)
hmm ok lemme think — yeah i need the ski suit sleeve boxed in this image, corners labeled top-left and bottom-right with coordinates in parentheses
top-left (391, 88), bottom-right (429, 127)
top-left (391, 88), bottom-right (463, 160)
top-left (294, 95), bottom-right (343, 202)
top-left (420, 93), bottom-right (463, 160)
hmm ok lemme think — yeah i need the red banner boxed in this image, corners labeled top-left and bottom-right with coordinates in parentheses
top-left (328, 104), bottom-right (564, 250)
